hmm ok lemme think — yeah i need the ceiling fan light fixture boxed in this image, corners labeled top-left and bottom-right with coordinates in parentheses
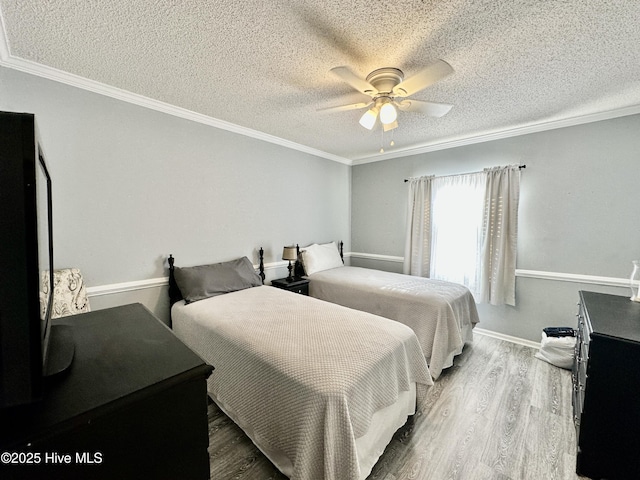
top-left (379, 102), bottom-right (397, 125)
top-left (359, 107), bottom-right (378, 130)
top-left (327, 61), bottom-right (454, 149)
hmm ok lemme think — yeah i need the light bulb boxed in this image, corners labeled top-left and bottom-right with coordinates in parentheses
top-left (379, 102), bottom-right (397, 125)
top-left (359, 108), bottom-right (378, 130)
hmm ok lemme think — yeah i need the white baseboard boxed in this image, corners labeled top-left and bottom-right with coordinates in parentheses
top-left (473, 327), bottom-right (540, 350)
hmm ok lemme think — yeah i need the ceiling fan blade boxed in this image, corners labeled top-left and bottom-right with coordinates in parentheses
top-left (317, 101), bottom-right (371, 113)
top-left (396, 99), bottom-right (453, 117)
top-left (383, 120), bottom-right (398, 132)
top-left (393, 60), bottom-right (454, 97)
top-left (291, 6), bottom-right (366, 64)
top-left (330, 67), bottom-right (378, 96)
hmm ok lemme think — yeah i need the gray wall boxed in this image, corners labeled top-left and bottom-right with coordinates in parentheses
top-left (351, 115), bottom-right (640, 342)
top-left (3, 62), bottom-right (639, 341)
top-left (0, 66), bottom-right (351, 324)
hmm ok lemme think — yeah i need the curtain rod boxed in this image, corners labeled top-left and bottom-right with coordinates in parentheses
top-left (403, 164), bottom-right (526, 183)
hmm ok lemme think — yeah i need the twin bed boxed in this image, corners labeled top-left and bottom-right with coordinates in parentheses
top-left (168, 244), bottom-right (479, 479)
top-left (297, 242), bottom-right (480, 379)
top-left (168, 254), bottom-right (432, 480)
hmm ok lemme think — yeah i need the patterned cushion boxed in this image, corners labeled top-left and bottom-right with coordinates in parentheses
top-left (41, 268), bottom-right (91, 319)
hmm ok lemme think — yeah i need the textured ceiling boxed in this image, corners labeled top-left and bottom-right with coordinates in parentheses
top-left (2, 1), bottom-right (640, 163)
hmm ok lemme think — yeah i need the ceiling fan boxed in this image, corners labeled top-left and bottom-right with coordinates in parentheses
top-left (321, 59), bottom-right (454, 132)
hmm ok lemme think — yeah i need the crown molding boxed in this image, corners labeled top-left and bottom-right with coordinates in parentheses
top-left (350, 104), bottom-right (640, 165)
top-left (2, 56), bottom-right (352, 166)
top-left (0, 20), bottom-right (351, 166)
top-left (3, 15), bottom-right (639, 168)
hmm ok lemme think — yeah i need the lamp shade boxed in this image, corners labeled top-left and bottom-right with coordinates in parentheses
top-left (379, 102), bottom-right (397, 124)
top-left (359, 107), bottom-right (378, 130)
top-left (282, 246), bottom-right (297, 261)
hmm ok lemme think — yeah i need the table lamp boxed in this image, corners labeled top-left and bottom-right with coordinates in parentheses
top-left (282, 246), bottom-right (297, 282)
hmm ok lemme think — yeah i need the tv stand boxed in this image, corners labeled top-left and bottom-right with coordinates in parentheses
top-left (44, 325), bottom-right (75, 377)
top-left (0, 303), bottom-right (213, 480)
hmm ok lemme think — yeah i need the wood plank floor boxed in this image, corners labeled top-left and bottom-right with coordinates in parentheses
top-left (206, 334), bottom-right (589, 480)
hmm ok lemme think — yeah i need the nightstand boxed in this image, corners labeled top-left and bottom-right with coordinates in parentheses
top-left (271, 277), bottom-right (309, 295)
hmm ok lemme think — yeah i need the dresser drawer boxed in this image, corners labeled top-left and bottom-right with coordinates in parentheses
top-left (572, 303), bottom-right (591, 432)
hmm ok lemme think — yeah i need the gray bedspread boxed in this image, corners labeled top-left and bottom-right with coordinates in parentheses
top-left (308, 266), bottom-right (480, 379)
top-left (172, 285), bottom-right (432, 480)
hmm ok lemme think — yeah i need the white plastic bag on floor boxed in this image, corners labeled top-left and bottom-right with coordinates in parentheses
top-left (535, 331), bottom-right (576, 369)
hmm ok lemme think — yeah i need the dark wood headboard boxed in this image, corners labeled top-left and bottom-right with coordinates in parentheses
top-left (167, 254), bottom-right (182, 306)
top-left (258, 247), bottom-right (266, 284)
top-left (168, 249), bottom-right (266, 307)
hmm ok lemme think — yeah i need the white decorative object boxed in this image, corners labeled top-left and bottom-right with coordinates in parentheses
top-left (631, 260), bottom-right (640, 302)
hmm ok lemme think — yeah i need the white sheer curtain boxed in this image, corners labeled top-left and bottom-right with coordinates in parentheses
top-left (479, 165), bottom-right (521, 306)
top-left (403, 176), bottom-right (433, 276)
top-left (404, 165), bottom-right (521, 306)
top-left (429, 172), bottom-right (486, 297)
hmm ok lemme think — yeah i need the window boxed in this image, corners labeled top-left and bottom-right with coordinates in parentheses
top-left (430, 172), bottom-right (485, 296)
top-left (404, 165), bottom-right (520, 305)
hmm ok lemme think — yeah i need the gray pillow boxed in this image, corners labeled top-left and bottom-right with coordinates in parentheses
top-left (174, 256), bottom-right (262, 304)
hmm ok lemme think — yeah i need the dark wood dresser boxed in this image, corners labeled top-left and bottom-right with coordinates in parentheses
top-left (573, 291), bottom-right (640, 479)
top-left (0, 303), bottom-right (213, 480)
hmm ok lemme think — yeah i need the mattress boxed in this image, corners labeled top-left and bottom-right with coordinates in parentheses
top-left (307, 266), bottom-right (480, 379)
top-left (172, 285), bottom-right (432, 480)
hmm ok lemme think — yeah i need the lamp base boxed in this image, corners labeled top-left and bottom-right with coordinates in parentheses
top-left (286, 261), bottom-right (294, 282)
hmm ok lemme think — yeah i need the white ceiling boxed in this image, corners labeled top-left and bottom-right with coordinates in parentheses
top-left (2, 1), bottom-right (640, 164)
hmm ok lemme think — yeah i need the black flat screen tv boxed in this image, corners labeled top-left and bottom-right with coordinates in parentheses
top-left (0, 112), bottom-right (73, 409)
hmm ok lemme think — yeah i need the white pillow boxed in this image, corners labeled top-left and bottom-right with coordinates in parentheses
top-left (301, 242), bottom-right (343, 276)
